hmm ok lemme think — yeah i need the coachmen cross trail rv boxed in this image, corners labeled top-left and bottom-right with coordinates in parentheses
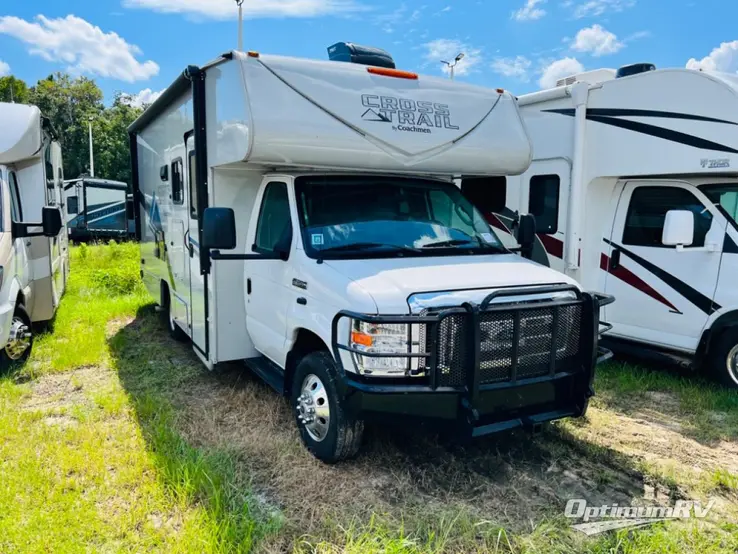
top-left (63, 177), bottom-right (132, 241)
top-left (128, 47), bottom-right (613, 463)
top-left (474, 63), bottom-right (738, 388)
top-left (0, 102), bottom-right (68, 369)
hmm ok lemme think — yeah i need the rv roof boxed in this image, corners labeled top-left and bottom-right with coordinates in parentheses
top-left (0, 103), bottom-right (43, 165)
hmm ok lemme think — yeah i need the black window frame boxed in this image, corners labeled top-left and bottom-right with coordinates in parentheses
top-left (528, 174), bottom-right (560, 235)
top-left (8, 171), bottom-right (22, 222)
top-left (622, 186), bottom-right (713, 249)
top-left (253, 182), bottom-right (293, 258)
top-left (461, 176), bottom-right (508, 215)
top-left (171, 158), bottom-right (184, 205)
top-left (188, 150), bottom-right (198, 220)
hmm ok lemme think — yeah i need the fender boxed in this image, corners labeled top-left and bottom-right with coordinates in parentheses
top-left (696, 308), bottom-right (738, 366)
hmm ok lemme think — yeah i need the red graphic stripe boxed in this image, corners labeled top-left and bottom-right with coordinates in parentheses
top-left (538, 233), bottom-right (564, 259)
top-left (485, 213), bottom-right (510, 234)
top-left (600, 253), bottom-right (678, 311)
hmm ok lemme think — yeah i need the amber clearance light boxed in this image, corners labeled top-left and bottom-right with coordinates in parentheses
top-left (367, 67), bottom-right (419, 80)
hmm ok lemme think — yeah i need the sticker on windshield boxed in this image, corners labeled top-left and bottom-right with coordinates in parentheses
top-left (311, 234), bottom-right (324, 246)
top-left (481, 233), bottom-right (496, 243)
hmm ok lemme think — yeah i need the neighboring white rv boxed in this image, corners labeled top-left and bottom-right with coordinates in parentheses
top-left (0, 103), bottom-right (67, 369)
top-left (475, 63), bottom-right (738, 387)
top-left (129, 49), bottom-right (612, 463)
top-left (63, 177), bottom-right (131, 240)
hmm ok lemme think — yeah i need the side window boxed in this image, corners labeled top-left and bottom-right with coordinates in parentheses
top-left (9, 171), bottom-right (22, 222)
top-left (623, 186), bottom-right (713, 248)
top-left (188, 151), bottom-right (198, 219)
top-left (171, 158), bottom-right (184, 205)
top-left (67, 197), bottom-right (79, 215)
top-left (255, 182), bottom-right (293, 254)
top-left (461, 177), bottom-right (507, 215)
top-left (528, 174), bottom-right (560, 234)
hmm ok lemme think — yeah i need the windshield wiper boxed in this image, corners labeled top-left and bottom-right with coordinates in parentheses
top-left (318, 242), bottom-right (421, 254)
top-left (420, 239), bottom-right (476, 249)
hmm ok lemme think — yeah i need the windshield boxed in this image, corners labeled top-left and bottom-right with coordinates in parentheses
top-left (700, 183), bottom-right (738, 226)
top-left (295, 176), bottom-right (506, 259)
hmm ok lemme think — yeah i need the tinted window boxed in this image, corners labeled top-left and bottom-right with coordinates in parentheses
top-left (461, 177), bottom-right (507, 214)
top-left (171, 159), bottom-right (184, 205)
top-left (255, 182), bottom-right (292, 254)
top-left (701, 183), bottom-right (738, 227)
top-left (623, 186), bottom-right (713, 248)
top-left (67, 196), bottom-right (79, 215)
top-left (529, 175), bottom-right (560, 234)
top-left (188, 151), bottom-right (198, 219)
top-left (9, 172), bottom-right (22, 222)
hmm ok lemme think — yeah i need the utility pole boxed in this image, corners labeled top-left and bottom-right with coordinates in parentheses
top-left (236, 0), bottom-right (244, 51)
top-left (88, 116), bottom-right (95, 177)
top-left (441, 53), bottom-right (465, 80)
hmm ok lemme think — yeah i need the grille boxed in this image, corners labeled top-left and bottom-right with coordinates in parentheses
top-left (427, 303), bottom-right (583, 387)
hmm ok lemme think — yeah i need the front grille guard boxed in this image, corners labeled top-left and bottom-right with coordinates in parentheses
top-left (332, 285), bottom-right (610, 397)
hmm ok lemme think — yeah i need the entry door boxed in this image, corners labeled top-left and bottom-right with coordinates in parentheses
top-left (167, 155), bottom-right (191, 333)
top-left (603, 182), bottom-right (724, 351)
top-left (186, 137), bottom-right (207, 354)
top-left (245, 181), bottom-right (295, 366)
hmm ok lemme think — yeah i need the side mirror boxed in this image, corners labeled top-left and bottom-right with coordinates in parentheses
top-left (662, 210), bottom-right (694, 247)
top-left (516, 213), bottom-right (537, 259)
top-left (42, 207), bottom-right (63, 237)
top-left (202, 207), bottom-right (237, 250)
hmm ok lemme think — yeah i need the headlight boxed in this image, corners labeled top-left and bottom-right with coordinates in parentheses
top-left (350, 320), bottom-right (422, 377)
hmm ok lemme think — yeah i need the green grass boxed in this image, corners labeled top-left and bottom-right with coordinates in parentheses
top-left (1, 243), bottom-right (737, 553)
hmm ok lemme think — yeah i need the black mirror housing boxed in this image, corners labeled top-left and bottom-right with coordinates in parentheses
top-left (516, 213), bottom-right (537, 259)
top-left (42, 207), bottom-right (63, 237)
top-left (202, 207), bottom-right (237, 251)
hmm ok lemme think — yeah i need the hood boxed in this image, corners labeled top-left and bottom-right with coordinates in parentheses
top-left (324, 254), bottom-right (579, 313)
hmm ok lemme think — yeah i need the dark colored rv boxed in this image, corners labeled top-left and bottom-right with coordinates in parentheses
top-left (63, 178), bottom-right (133, 240)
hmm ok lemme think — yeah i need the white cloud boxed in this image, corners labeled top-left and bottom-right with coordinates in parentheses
top-left (539, 57), bottom-right (584, 88)
top-left (512, 0), bottom-right (546, 21)
top-left (422, 38), bottom-right (482, 77)
top-left (687, 41), bottom-right (738, 74)
top-left (0, 15), bottom-right (158, 82)
top-left (122, 0), bottom-right (362, 19)
top-left (122, 88), bottom-right (164, 108)
top-left (570, 0), bottom-right (635, 18)
top-left (572, 24), bottom-right (623, 56)
top-left (0, 60), bottom-right (9, 76)
top-left (491, 56), bottom-right (532, 81)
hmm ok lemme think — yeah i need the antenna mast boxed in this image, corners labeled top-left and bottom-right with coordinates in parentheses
top-left (236, 0), bottom-right (244, 51)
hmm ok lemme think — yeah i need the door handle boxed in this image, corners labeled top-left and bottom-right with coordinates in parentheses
top-left (25, 240), bottom-right (32, 247)
top-left (247, 278), bottom-right (252, 295)
top-left (610, 248), bottom-right (621, 270)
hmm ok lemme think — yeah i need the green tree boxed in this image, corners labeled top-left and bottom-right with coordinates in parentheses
top-left (0, 76), bottom-right (30, 104)
top-left (29, 73), bottom-right (105, 180)
top-left (94, 94), bottom-right (143, 185)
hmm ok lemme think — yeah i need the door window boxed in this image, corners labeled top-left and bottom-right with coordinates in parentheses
top-left (171, 158), bottom-right (184, 205)
top-left (188, 151), bottom-right (198, 220)
top-left (67, 197), bottom-right (79, 214)
top-left (255, 182), bottom-right (292, 255)
top-left (623, 186), bottom-right (712, 248)
top-left (9, 171), bottom-right (22, 222)
top-left (529, 174), bottom-right (560, 234)
top-left (461, 177), bottom-right (507, 215)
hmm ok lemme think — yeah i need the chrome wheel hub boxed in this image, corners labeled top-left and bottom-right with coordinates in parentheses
top-left (728, 345), bottom-right (738, 386)
top-left (296, 374), bottom-right (330, 442)
top-left (6, 317), bottom-right (31, 361)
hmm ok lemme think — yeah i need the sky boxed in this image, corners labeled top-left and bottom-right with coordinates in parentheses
top-left (1, 0), bottom-right (737, 106)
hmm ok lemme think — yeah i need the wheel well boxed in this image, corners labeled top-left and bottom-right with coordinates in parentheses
top-left (697, 312), bottom-right (738, 367)
top-left (160, 280), bottom-right (170, 308)
top-left (15, 291), bottom-right (25, 308)
top-left (285, 329), bottom-right (330, 396)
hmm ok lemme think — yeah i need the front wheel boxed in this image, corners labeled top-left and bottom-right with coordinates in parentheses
top-left (0, 304), bottom-right (33, 371)
top-left (709, 328), bottom-right (738, 389)
top-left (290, 352), bottom-right (364, 463)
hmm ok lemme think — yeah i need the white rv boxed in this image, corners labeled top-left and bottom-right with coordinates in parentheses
top-left (63, 177), bottom-right (131, 241)
top-left (474, 63), bottom-right (738, 387)
top-left (129, 49), bottom-right (612, 463)
top-left (0, 103), bottom-right (67, 369)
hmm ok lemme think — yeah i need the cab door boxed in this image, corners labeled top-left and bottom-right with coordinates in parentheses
top-left (8, 171), bottom-right (29, 290)
top-left (245, 179), bottom-right (295, 366)
top-left (603, 182), bottom-right (724, 351)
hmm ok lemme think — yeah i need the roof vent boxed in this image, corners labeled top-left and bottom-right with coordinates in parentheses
top-left (616, 63), bottom-right (656, 79)
top-left (327, 42), bottom-right (396, 69)
top-left (555, 68), bottom-right (617, 88)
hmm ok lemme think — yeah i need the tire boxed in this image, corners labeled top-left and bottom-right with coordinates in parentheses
top-left (161, 286), bottom-right (188, 342)
top-left (0, 304), bottom-right (33, 371)
top-left (290, 351), bottom-right (364, 463)
top-left (709, 328), bottom-right (738, 389)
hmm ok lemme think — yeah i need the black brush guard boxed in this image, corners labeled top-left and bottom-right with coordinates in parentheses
top-left (331, 285), bottom-right (615, 437)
